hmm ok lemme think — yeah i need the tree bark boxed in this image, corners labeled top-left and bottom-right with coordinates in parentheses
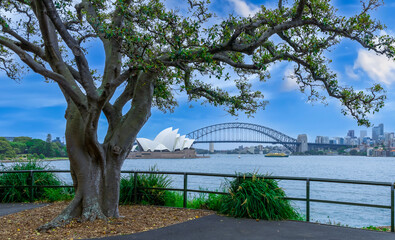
top-left (38, 72), bottom-right (154, 231)
top-left (37, 105), bottom-right (126, 231)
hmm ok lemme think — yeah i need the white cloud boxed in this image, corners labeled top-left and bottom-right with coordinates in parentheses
top-left (282, 66), bottom-right (299, 91)
top-left (353, 49), bottom-right (395, 85)
top-left (228, 0), bottom-right (259, 17)
top-left (345, 65), bottom-right (359, 80)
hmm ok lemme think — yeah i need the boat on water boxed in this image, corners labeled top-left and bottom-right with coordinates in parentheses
top-left (265, 153), bottom-right (289, 157)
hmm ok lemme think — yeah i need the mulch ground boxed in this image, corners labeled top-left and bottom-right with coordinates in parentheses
top-left (0, 201), bottom-right (215, 240)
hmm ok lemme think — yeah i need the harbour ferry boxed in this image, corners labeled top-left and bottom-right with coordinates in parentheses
top-left (265, 153), bottom-right (289, 157)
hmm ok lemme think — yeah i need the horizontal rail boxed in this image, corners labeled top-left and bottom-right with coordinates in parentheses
top-left (0, 170), bottom-right (70, 174)
top-left (309, 199), bottom-right (391, 209)
top-left (141, 186), bottom-right (228, 195)
top-left (1, 170), bottom-right (392, 186)
top-left (139, 187), bottom-right (392, 209)
top-left (0, 185), bottom-right (73, 188)
top-left (0, 169), bottom-right (394, 231)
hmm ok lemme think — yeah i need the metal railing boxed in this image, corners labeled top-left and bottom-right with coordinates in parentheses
top-left (0, 170), bottom-right (394, 232)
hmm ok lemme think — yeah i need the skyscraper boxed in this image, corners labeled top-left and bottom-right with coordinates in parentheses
top-left (347, 130), bottom-right (355, 138)
top-left (379, 124), bottom-right (384, 135)
top-left (372, 123), bottom-right (384, 141)
top-left (360, 130), bottom-right (367, 139)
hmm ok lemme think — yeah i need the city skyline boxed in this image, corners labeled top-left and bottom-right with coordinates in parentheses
top-left (1, 0), bottom-right (395, 143)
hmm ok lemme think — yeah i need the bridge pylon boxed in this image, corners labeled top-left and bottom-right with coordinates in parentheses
top-left (209, 142), bottom-right (214, 153)
top-left (297, 134), bottom-right (308, 153)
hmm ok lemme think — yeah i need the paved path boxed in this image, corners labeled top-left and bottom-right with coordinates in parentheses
top-left (2, 204), bottom-right (393, 240)
top-left (88, 215), bottom-right (395, 240)
top-left (0, 203), bottom-right (48, 216)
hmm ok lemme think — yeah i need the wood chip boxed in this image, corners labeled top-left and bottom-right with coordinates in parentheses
top-left (0, 201), bottom-right (214, 239)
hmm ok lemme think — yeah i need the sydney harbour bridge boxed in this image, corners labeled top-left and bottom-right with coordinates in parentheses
top-left (185, 122), bottom-right (352, 153)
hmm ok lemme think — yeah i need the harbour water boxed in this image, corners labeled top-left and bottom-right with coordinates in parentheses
top-left (3, 155), bottom-right (395, 227)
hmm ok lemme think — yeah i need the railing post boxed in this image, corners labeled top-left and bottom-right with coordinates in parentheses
top-left (306, 178), bottom-right (310, 222)
top-left (29, 170), bottom-right (34, 202)
top-left (391, 182), bottom-right (394, 232)
top-left (183, 173), bottom-right (188, 208)
top-left (133, 172), bottom-right (138, 204)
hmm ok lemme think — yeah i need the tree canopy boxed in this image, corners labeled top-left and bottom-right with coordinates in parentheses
top-left (0, 0), bottom-right (393, 128)
top-left (0, 0), bottom-right (394, 230)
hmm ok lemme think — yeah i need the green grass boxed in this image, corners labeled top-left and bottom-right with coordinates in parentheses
top-left (362, 226), bottom-right (390, 232)
top-left (0, 160), bottom-right (73, 203)
top-left (163, 190), bottom-right (223, 210)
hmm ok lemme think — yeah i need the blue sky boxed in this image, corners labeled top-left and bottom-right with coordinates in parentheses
top-left (1, 0), bottom-right (395, 147)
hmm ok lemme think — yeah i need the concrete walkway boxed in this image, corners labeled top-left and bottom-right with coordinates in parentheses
top-left (88, 215), bottom-right (395, 240)
top-left (1, 204), bottom-right (393, 240)
top-left (0, 203), bottom-right (48, 216)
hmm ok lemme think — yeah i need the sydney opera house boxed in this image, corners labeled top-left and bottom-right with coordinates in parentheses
top-left (128, 127), bottom-right (199, 159)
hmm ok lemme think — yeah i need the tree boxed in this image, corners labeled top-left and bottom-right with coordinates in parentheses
top-left (0, 0), bottom-right (394, 230)
top-left (10, 141), bottom-right (27, 154)
top-left (349, 149), bottom-right (358, 155)
top-left (0, 139), bottom-right (16, 158)
top-left (26, 139), bottom-right (46, 155)
top-left (46, 133), bottom-right (52, 143)
top-left (13, 136), bottom-right (32, 143)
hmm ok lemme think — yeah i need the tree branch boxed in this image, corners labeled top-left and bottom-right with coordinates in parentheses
top-left (293, 0), bottom-right (307, 20)
top-left (1, 23), bottom-right (46, 60)
top-left (41, 0), bottom-right (97, 99)
top-left (113, 74), bottom-right (138, 112)
top-left (0, 36), bottom-right (86, 111)
top-left (212, 53), bottom-right (259, 69)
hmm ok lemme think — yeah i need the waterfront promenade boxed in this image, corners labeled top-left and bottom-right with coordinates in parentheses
top-left (88, 214), bottom-right (394, 240)
top-left (0, 204), bottom-right (393, 240)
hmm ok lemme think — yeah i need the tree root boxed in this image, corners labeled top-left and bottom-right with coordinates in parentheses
top-left (81, 200), bottom-right (108, 222)
top-left (37, 196), bottom-right (108, 232)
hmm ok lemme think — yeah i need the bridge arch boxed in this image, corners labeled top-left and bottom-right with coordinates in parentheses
top-left (186, 122), bottom-right (298, 152)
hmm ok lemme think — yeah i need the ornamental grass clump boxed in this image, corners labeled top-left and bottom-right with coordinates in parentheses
top-left (120, 165), bottom-right (173, 206)
top-left (0, 160), bottom-right (73, 203)
top-left (220, 173), bottom-right (300, 220)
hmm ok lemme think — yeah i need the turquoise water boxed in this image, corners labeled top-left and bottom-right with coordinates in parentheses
top-left (3, 155), bottom-right (395, 227)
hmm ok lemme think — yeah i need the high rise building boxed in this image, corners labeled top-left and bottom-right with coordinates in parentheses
top-left (315, 136), bottom-right (329, 144)
top-left (379, 123), bottom-right (384, 135)
top-left (384, 132), bottom-right (394, 147)
top-left (372, 123), bottom-right (384, 141)
top-left (347, 130), bottom-right (355, 138)
top-left (360, 130), bottom-right (367, 139)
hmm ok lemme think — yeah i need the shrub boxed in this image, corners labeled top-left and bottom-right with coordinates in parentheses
top-left (219, 173), bottom-right (301, 220)
top-left (120, 165), bottom-right (172, 206)
top-left (0, 160), bottom-right (73, 202)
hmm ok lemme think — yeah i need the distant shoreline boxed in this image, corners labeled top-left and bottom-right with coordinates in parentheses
top-left (1, 158), bottom-right (69, 164)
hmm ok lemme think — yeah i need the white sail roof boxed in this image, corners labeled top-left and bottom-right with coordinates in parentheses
top-left (135, 128), bottom-right (194, 152)
top-left (174, 135), bottom-right (186, 150)
top-left (183, 138), bottom-right (195, 149)
top-left (154, 127), bottom-right (173, 144)
top-left (162, 128), bottom-right (179, 151)
top-left (154, 143), bottom-right (169, 151)
top-left (136, 138), bottom-right (158, 151)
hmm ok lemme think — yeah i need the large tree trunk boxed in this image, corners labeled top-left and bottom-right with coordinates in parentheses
top-left (37, 106), bottom-right (129, 231)
top-left (38, 73), bottom-right (154, 231)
